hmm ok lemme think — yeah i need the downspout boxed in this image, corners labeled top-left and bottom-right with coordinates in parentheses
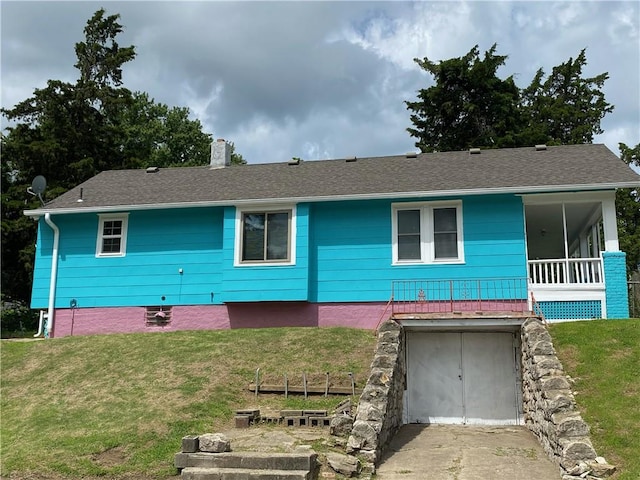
top-left (44, 213), bottom-right (60, 338)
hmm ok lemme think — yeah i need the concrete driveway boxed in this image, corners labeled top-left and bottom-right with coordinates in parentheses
top-left (375, 424), bottom-right (561, 480)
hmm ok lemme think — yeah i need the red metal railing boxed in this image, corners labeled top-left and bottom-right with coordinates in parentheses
top-left (391, 278), bottom-right (529, 315)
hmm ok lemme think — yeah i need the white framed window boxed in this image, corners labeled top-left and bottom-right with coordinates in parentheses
top-left (96, 213), bottom-right (129, 257)
top-left (234, 205), bottom-right (296, 266)
top-left (392, 201), bottom-right (464, 264)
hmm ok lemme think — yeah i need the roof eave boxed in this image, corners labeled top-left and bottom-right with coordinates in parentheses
top-left (23, 181), bottom-right (639, 217)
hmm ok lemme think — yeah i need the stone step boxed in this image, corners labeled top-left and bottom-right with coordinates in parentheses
top-left (180, 467), bottom-right (313, 480)
top-left (175, 451), bottom-right (318, 472)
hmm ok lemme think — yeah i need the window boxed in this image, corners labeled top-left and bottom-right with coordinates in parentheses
top-left (96, 214), bottom-right (128, 257)
top-left (392, 201), bottom-right (463, 264)
top-left (236, 207), bottom-right (295, 265)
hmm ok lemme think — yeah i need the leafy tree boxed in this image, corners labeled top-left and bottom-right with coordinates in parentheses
top-left (520, 49), bottom-right (613, 146)
top-left (616, 143), bottom-right (640, 276)
top-left (406, 45), bottom-right (612, 151)
top-left (406, 44), bottom-right (521, 152)
top-left (2, 9), bottom-right (137, 191)
top-left (119, 92), bottom-right (246, 167)
top-left (119, 92), bottom-right (211, 167)
top-left (1, 9), bottom-right (240, 311)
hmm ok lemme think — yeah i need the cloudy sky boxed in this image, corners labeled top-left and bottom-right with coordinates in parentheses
top-left (1, 1), bottom-right (639, 165)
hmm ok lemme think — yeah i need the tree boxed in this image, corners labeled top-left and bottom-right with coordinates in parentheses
top-left (119, 92), bottom-right (246, 167)
top-left (406, 46), bottom-right (612, 152)
top-left (119, 92), bottom-right (212, 167)
top-left (2, 9), bottom-right (137, 191)
top-left (1, 9), bottom-right (239, 312)
top-left (406, 44), bottom-right (521, 152)
top-left (616, 143), bottom-right (640, 276)
top-left (520, 49), bottom-right (613, 146)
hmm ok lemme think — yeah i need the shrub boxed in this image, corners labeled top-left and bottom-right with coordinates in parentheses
top-left (0, 296), bottom-right (38, 335)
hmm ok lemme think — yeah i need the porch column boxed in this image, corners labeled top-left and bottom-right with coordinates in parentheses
top-left (603, 251), bottom-right (629, 318)
top-left (601, 196), bottom-right (619, 252)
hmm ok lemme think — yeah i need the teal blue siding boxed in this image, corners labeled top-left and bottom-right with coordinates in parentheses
top-left (31, 208), bottom-right (224, 308)
top-left (603, 251), bottom-right (629, 318)
top-left (220, 204), bottom-right (310, 302)
top-left (31, 195), bottom-right (528, 308)
top-left (309, 195), bottom-right (528, 302)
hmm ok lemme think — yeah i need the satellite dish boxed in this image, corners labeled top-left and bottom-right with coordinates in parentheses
top-left (31, 175), bottom-right (47, 195)
top-left (27, 175), bottom-right (47, 206)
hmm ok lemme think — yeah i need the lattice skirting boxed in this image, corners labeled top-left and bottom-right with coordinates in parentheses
top-left (538, 300), bottom-right (602, 320)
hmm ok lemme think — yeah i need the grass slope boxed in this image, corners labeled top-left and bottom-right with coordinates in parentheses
top-left (1, 327), bottom-right (377, 478)
top-left (549, 319), bottom-right (640, 480)
top-left (2, 321), bottom-right (637, 479)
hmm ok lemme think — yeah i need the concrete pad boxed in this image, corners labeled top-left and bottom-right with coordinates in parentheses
top-left (376, 425), bottom-right (561, 480)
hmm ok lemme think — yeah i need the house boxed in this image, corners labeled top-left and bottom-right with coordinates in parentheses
top-left (25, 142), bottom-right (639, 341)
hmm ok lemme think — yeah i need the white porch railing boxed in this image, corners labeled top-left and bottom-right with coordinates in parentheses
top-left (528, 258), bottom-right (603, 285)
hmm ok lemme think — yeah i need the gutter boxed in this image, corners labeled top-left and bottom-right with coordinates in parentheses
top-left (44, 213), bottom-right (60, 338)
top-left (22, 181), bottom-right (640, 217)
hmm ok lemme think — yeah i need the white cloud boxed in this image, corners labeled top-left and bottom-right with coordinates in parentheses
top-left (1, 1), bottom-right (638, 164)
top-left (608, 4), bottom-right (640, 44)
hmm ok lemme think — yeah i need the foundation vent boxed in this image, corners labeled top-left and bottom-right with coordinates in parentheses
top-left (145, 306), bottom-right (172, 326)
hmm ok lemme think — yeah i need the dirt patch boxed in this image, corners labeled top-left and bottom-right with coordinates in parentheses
top-left (556, 344), bottom-right (580, 371)
top-left (91, 446), bottom-right (128, 467)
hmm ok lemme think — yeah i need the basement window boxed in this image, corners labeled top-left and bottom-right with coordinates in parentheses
top-left (96, 213), bottom-right (129, 257)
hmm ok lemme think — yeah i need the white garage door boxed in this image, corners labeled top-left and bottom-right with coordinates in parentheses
top-left (406, 331), bottom-right (520, 425)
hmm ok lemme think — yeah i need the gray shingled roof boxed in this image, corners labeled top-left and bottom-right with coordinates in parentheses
top-left (25, 144), bottom-right (640, 215)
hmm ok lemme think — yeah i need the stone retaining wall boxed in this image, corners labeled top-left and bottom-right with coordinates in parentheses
top-left (346, 320), bottom-right (405, 470)
top-left (343, 317), bottom-right (616, 479)
top-left (521, 317), bottom-right (616, 479)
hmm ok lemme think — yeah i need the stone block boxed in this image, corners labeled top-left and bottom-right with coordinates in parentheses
top-left (309, 416), bottom-right (331, 427)
top-left (174, 452), bottom-right (189, 469)
top-left (359, 384), bottom-right (386, 403)
top-left (541, 376), bottom-right (571, 391)
top-left (330, 414), bottom-right (354, 437)
top-left (198, 433), bottom-right (231, 453)
top-left (357, 449), bottom-right (377, 463)
top-left (522, 317), bottom-right (543, 330)
top-left (534, 367), bottom-right (565, 380)
top-left (531, 341), bottom-right (555, 355)
top-left (235, 415), bottom-right (251, 428)
top-left (260, 414), bottom-right (282, 424)
top-left (533, 356), bottom-right (563, 369)
top-left (587, 458), bottom-right (617, 477)
top-left (303, 410), bottom-right (327, 417)
top-left (555, 416), bottom-right (590, 437)
top-left (326, 452), bottom-right (361, 477)
top-left (358, 403), bottom-right (383, 422)
top-left (376, 341), bottom-right (399, 355)
top-left (378, 320), bottom-right (401, 334)
top-left (181, 435), bottom-right (199, 453)
top-left (560, 438), bottom-right (596, 461)
top-left (285, 416), bottom-right (308, 427)
top-left (347, 421), bottom-right (378, 451)
top-left (235, 408), bottom-right (260, 419)
top-left (281, 409), bottom-right (303, 417)
top-left (526, 327), bottom-right (553, 344)
top-left (371, 354), bottom-right (395, 369)
top-left (377, 330), bottom-right (401, 345)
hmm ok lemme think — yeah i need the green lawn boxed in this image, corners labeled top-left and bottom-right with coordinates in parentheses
top-left (0, 327), bottom-right (377, 479)
top-left (549, 319), bottom-right (640, 480)
top-left (2, 321), bottom-right (638, 479)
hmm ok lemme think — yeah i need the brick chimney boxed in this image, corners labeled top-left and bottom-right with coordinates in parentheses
top-left (210, 139), bottom-right (231, 168)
